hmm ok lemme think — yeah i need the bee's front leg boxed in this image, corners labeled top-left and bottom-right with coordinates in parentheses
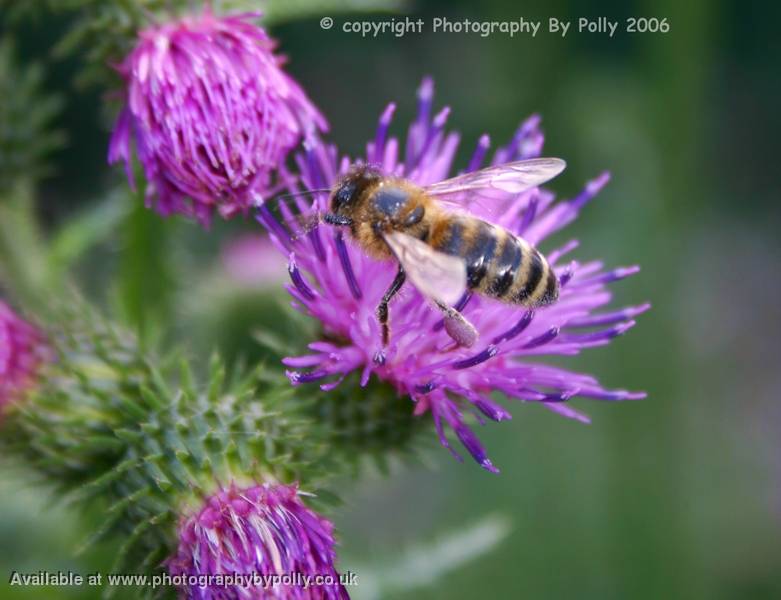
top-left (377, 264), bottom-right (406, 346)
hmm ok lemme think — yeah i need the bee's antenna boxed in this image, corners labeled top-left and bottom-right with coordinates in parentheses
top-left (252, 188), bottom-right (332, 242)
top-left (274, 188), bottom-right (331, 202)
top-left (251, 188), bottom-right (331, 209)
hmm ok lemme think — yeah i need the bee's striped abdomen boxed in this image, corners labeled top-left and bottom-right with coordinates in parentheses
top-left (485, 228), bottom-right (558, 307)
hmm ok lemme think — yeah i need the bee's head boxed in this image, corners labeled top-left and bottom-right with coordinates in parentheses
top-left (325, 164), bottom-right (382, 226)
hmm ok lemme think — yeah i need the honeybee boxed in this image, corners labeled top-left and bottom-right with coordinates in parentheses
top-left (320, 157), bottom-right (566, 348)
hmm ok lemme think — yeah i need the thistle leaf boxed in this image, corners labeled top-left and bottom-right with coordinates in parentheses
top-left (347, 514), bottom-right (513, 599)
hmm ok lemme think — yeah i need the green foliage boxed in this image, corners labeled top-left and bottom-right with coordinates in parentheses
top-left (0, 38), bottom-right (64, 192)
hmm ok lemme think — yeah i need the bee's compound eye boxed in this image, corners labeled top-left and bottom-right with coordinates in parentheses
top-left (333, 181), bottom-right (357, 211)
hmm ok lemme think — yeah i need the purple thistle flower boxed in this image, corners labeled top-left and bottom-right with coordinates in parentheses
top-left (0, 301), bottom-right (49, 413)
top-left (260, 78), bottom-right (648, 473)
top-left (109, 9), bottom-right (326, 226)
top-left (169, 482), bottom-right (348, 599)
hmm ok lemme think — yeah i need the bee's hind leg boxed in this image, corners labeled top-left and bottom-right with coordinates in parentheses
top-left (434, 300), bottom-right (478, 348)
top-left (377, 265), bottom-right (406, 346)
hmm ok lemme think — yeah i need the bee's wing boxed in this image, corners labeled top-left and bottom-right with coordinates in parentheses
top-left (382, 231), bottom-right (466, 306)
top-left (425, 158), bottom-right (566, 197)
top-left (424, 158), bottom-right (566, 217)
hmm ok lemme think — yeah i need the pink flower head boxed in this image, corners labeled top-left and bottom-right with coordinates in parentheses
top-left (0, 301), bottom-right (48, 411)
top-left (109, 9), bottom-right (327, 226)
top-left (258, 78), bottom-right (648, 473)
top-left (169, 482), bottom-right (348, 599)
top-left (221, 233), bottom-right (287, 287)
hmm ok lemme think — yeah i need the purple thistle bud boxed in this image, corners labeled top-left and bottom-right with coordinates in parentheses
top-left (0, 301), bottom-right (49, 413)
top-left (169, 482), bottom-right (348, 599)
top-left (109, 9), bottom-right (326, 226)
top-left (264, 78), bottom-right (648, 473)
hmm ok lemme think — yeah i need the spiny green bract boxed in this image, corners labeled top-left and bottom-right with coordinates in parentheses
top-left (1, 300), bottom-right (335, 576)
top-left (311, 373), bottom-right (432, 475)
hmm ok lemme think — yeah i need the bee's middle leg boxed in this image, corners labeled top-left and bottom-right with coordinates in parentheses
top-left (377, 265), bottom-right (406, 346)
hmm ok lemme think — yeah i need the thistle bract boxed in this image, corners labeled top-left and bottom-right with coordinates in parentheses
top-left (258, 78), bottom-right (648, 472)
top-left (109, 10), bottom-right (326, 225)
top-left (170, 482), bottom-right (347, 599)
top-left (0, 301), bottom-right (48, 411)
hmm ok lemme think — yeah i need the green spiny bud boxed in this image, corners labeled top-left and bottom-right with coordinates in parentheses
top-left (1, 298), bottom-right (338, 574)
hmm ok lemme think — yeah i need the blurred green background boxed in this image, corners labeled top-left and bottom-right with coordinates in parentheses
top-left (2, 0), bottom-right (780, 598)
